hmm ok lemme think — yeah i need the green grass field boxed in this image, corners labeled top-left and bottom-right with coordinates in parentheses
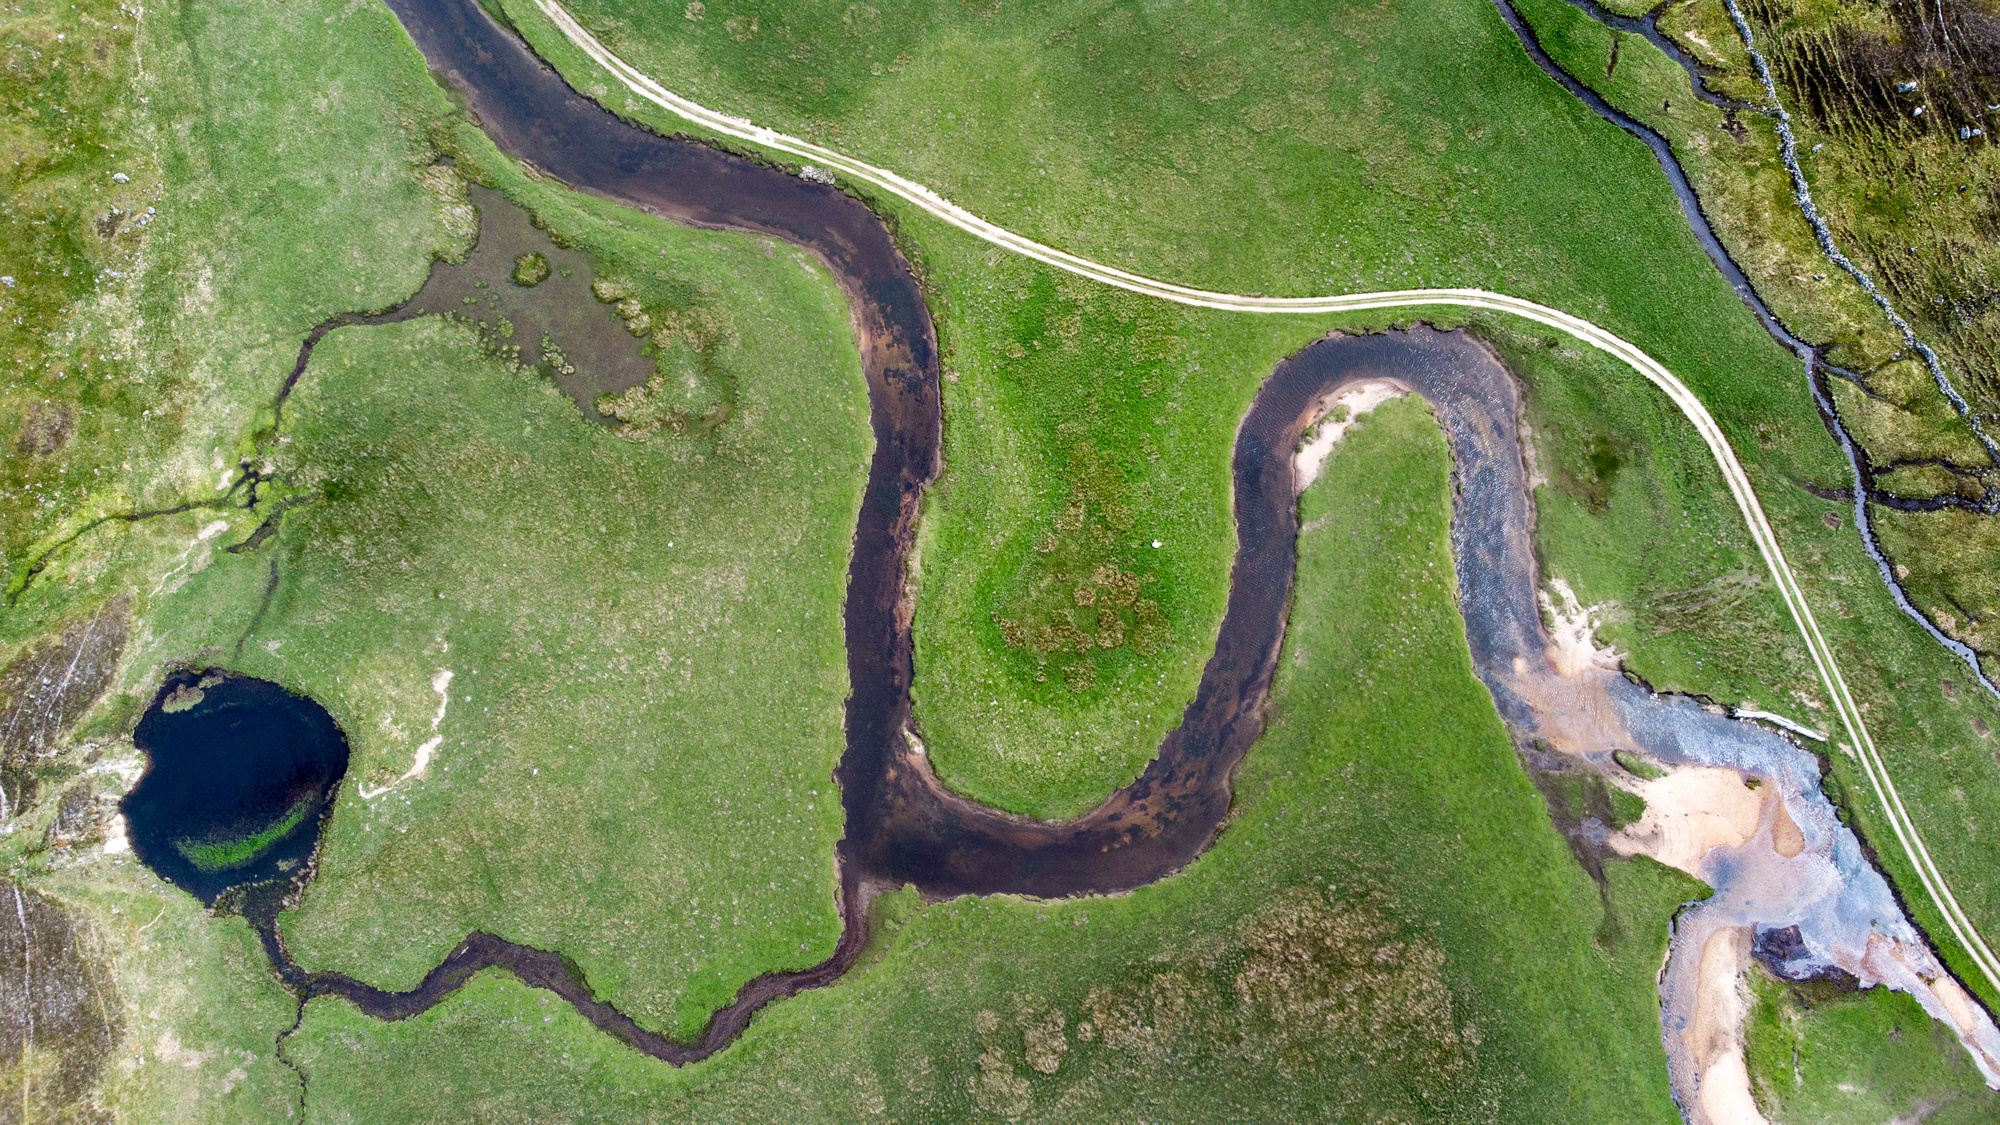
top-left (509, 0), bottom-right (2000, 1013)
top-left (123, 124), bottom-right (877, 1037)
top-left (2, 0), bottom-right (467, 651)
top-left (1487, 317), bottom-right (1827, 707)
top-left (7, 0), bottom-right (860, 1086)
top-left (1498, 0), bottom-right (2000, 1009)
top-left (1743, 969), bottom-right (2000, 1123)
top-left (1, 0), bottom-right (158, 577)
top-left (285, 394), bottom-right (1706, 1124)
top-left (507, 0), bottom-right (1864, 819)
top-left (5, 0), bottom-right (2000, 1114)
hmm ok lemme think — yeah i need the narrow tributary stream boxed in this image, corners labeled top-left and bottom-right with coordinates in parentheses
top-left (1494, 0), bottom-right (2000, 700)
top-left (149, 0), bottom-right (2000, 1102)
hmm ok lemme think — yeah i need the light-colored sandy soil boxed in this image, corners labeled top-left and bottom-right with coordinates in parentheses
top-left (1540, 578), bottom-right (1625, 677)
top-left (1611, 767), bottom-right (1766, 876)
top-left (357, 667), bottom-right (455, 800)
top-left (1688, 926), bottom-right (1770, 1125)
top-left (1293, 381), bottom-right (1407, 491)
top-left (1770, 797), bottom-right (1804, 858)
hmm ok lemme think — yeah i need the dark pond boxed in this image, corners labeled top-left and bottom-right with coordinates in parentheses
top-left (123, 671), bottom-right (349, 904)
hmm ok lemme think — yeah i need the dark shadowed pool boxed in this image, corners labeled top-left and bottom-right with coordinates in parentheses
top-left (123, 671), bottom-right (349, 904)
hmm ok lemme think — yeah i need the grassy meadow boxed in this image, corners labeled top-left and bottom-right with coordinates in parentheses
top-left (1501, 0), bottom-right (2000, 1008)
top-left (125, 122), bottom-right (877, 1038)
top-left (6, 0), bottom-right (863, 1096)
top-left (510, 0), bottom-right (1853, 818)
top-left (4, 0), bottom-right (1999, 1115)
top-left (1510, 0), bottom-right (2000, 684)
top-left (1743, 969), bottom-right (2000, 1123)
top-left (2, 0), bottom-right (468, 646)
top-left (509, 0), bottom-right (2000, 1012)
top-left (285, 395), bottom-right (1707, 1124)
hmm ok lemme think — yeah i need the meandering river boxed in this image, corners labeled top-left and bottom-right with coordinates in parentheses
top-left (127, 0), bottom-right (1999, 1107)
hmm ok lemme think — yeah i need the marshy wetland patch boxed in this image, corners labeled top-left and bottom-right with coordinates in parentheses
top-left (397, 182), bottom-right (738, 437)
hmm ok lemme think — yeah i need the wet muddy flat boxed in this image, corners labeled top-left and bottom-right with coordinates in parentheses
top-left (398, 183), bottom-right (661, 416)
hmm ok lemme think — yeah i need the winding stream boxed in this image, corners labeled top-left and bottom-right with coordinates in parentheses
top-left (132, 0), bottom-right (1998, 1104)
top-left (1502, 0), bottom-right (2000, 701)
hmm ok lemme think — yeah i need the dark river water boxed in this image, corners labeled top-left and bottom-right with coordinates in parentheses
top-left (364, 0), bottom-right (1447, 905)
top-left (119, 0), bottom-right (1994, 1081)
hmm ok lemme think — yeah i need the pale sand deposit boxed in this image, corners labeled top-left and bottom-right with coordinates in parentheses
top-left (1770, 797), bottom-right (1804, 859)
top-left (1498, 582), bottom-right (1636, 759)
top-left (1293, 381), bottom-right (1406, 491)
top-left (1688, 927), bottom-right (1770, 1125)
top-left (358, 668), bottom-right (455, 800)
top-left (1611, 767), bottom-right (1766, 875)
top-left (1540, 578), bottom-right (1624, 677)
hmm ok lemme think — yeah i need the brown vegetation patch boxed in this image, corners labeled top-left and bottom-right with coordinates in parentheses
top-left (1752, 0), bottom-right (2000, 139)
top-left (510, 252), bottom-right (550, 287)
top-left (11, 402), bottom-right (74, 460)
top-left (0, 595), bottom-right (130, 765)
top-left (1072, 883), bottom-right (1472, 1100)
top-left (0, 881), bottom-right (122, 1119)
top-left (39, 782), bottom-right (104, 851)
top-left (992, 442), bottom-right (1169, 690)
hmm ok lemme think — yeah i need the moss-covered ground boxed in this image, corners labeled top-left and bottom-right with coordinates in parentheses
top-left (3, 0), bottom-right (469, 646)
top-left (1, 0), bottom-right (160, 576)
top-left (174, 792), bottom-right (315, 873)
top-left (4, 0), bottom-right (487, 1116)
top-left (285, 395), bottom-right (1707, 1124)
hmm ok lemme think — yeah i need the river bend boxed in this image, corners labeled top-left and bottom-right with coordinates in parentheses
top-left (212, 0), bottom-right (2000, 1097)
